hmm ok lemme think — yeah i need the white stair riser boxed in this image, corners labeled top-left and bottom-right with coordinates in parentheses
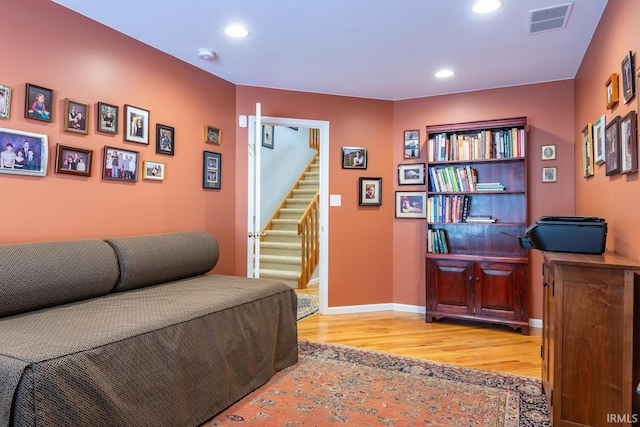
top-left (260, 262), bottom-right (301, 272)
top-left (261, 247), bottom-right (301, 257)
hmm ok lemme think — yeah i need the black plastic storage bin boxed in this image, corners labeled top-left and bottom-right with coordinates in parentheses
top-left (519, 216), bottom-right (607, 254)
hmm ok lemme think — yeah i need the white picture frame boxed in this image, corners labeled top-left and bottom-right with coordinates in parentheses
top-left (593, 115), bottom-right (606, 164)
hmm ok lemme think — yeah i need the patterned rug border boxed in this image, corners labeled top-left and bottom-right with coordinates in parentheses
top-left (296, 293), bottom-right (319, 321)
top-left (297, 339), bottom-right (550, 426)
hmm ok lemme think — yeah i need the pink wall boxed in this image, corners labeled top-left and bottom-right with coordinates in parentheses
top-left (235, 87), bottom-right (395, 307)
top-left (393, 81), bottom-right (576, 319)
top-left (2, 0), bottom-right (238, 274)
top-left (574, 0), bottom-right (640, 261)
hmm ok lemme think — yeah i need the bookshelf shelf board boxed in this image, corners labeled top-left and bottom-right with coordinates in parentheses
top-left (425, 253), bottom-right (528, 264)
top-left (427, 221), bottom-right (526, 226)
top-left (427, 190), bottom-right (525, 195)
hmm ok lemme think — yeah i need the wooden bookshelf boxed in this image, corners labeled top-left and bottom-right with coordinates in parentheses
top-left (425, 117), bottom-right (529, 334)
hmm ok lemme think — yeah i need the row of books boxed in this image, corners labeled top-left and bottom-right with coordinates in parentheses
top-left (427, 195), bottom-right (470, 223)
top-left (428, 128), bottom-right (525, 162)
top-left (427, 229), bottom-right (449, 254)
top-left (429, 166), bottom-right (477, 192)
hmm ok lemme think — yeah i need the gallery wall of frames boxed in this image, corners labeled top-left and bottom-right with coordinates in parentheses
top-left (0, 83), bottom-right (223, 189)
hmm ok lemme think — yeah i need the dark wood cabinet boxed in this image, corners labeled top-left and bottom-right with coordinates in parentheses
top-left (542, 251), bottom-right (640, 426)
top-left (425, 117), bottom-right (529, 334)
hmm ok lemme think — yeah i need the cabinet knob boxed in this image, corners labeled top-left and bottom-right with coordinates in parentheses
top-left (543, 281), bottom-right (549, 287)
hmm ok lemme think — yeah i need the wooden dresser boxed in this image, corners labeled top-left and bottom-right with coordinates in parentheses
top-left (542, 251), bottom-right (640, 426)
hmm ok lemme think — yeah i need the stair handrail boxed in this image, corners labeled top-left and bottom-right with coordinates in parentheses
top-left (297, 191), bottom-right (320, 289)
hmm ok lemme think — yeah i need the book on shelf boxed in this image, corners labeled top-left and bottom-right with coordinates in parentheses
top-left (465, 216), bottom-right (497, 223)
top-left (475, 182), bottom-right (505, 191)
top-left (428, 194), bottom-right (471, 223)
top-left (427, 229), bottom-right (449, 254)
top-left (427, 127), bottom-right (525, 162)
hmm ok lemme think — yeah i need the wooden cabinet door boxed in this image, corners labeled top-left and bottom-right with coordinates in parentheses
top-left (473, 262), bottom-right (525, 321)
top-left (426, 259), bottom-right (474, 315)
top-left (541, 262), bottom-right (554, 421)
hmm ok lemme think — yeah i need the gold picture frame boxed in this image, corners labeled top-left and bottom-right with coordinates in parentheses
top-left (205, 125), bottom-right (221, 144)
top-left (605, 73), bottom-right (619, 110)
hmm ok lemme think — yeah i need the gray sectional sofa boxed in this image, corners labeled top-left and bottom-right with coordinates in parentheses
top-left (0, 231), bottom-right (298, 427)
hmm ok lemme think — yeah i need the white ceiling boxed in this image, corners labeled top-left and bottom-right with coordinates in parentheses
top-left (51, 0), bottom-right (607, 101)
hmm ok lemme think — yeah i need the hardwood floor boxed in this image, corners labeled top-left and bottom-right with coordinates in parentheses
top-left (296, 286), bottom-right (542, 378)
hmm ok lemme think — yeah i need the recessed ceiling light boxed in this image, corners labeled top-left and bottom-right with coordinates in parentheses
top-left (472, 0), bottom-right (503, 14)
top-left (224, 25), bottom-right (250, 38)
top-left (435, 70), bottom-right (455, 78)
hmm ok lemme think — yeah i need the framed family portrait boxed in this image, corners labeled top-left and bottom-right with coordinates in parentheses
top-left (205, 125), bottom-right (221, 144)
top-left (398, 163), bottom-right (425, 185)
top-left (593, 115), bottom-right (606, 164)
top-left (395, 191), bottom-right (426, 218)
top-left (622, 51), bottom-right (635, 105)
top-left (55, 144), bottom-right (92, 177)
top-left (0, 84), bottom-right (11, 119)
top-left (262, 125), bottom-right (274, 149)
top-left (156, 123), bottom-right (174, 156)
top-left (102, 146), bottom-right (139, 181)
top-left (542, 167), bottom-right (557, 183)
top-left (0, 127), bottom-right (48, 176)
top-left (24, 83), bottom-right (53, 122)
top-left (581, 123), bottom-right (594, 177)
top-left (605, 115), bottom-right (621, 176)
top-left (359, 177), bottom-right (382, 206)
top-left (97, 102), bottom-right (118, 134)
top-left (64, 99), bottom-right (89, 135)
top-left (143, 160), bottom-right (165, 181)
top-left (605, 73), bottom-right (619, 110)
top-left (203, 151), bottom-right (221, 189)
top-left (342, 146), bottom-right (367, 169)
top-left (403, 129), bottom-right (420, 159)
top-left (124, 104), bottom-right (149, 144)
top-left (620, 110), bottom-right (637, 174)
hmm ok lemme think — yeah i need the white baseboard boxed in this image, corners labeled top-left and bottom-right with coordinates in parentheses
top-left (325, 303), bottom-right (541, 329)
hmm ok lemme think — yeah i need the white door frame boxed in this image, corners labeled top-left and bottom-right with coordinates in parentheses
top-left (247, 115), bottom-right (330, 315)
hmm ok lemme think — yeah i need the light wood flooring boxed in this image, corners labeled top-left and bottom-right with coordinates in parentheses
top-left (296, 286), bottom-right (542, 378)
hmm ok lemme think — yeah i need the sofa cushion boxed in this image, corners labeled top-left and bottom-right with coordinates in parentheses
top-left (0, 240), bottom-right (120, 318)
top-left (105, 230), bottom-right (220, 292)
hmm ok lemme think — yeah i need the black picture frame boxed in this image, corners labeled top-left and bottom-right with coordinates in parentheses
top-left (359, 177), bottom-right (382, 206)
top-left (102, 146), bottom-right (139, 182)
top-left (97, 102), bottom-right (119, 134)
top-left (262, 125), bottom-right (274, 149)
top-left (55, 144), bottom-right (92, 177)
top-left (403, 129), bottom-right (420, 159)
top-left (203, 151), bottom-right (221, 189)
top-left (605, 115), bottom-right (621, 176)
top-left (342, 146), bottom-right (367, 169)
top-left (620, 110), bottom-right (637, 174)
top-left (24, 83), bottom-right (53, 122)
top-left (398, 163), bottom-right (425, 185)
top-left (156, 123), bottom-right (175, 156)
top-left (622, 51), bottom-right (635, 105)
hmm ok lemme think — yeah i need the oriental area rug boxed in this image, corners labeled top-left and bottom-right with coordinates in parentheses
top-left (203, 340), bottom-right (550, 426)
top-left (296, 293), bottom-right (319, 321)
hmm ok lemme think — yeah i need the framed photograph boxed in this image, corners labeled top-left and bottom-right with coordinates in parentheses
top-left (342, 146), bottom-right (367, 169)
top-left (622, 51), bottom-right (635, 105)
top-left (97, 102), bottom-right (118, 134)
top-left (0, 127), bottom-right (48, 176)
top-left (605, 73), bottom-right (619, 110)
top-left (143, 160), bottom-right (165, 181)
top-left (581, 123), bottom-right (594, 177)
top-left (262, 124), bottom-right (274, 149)
top-left (605, 115), bottom-right (621, 176)
top-left (403, 129), bottom-right (420, 159)
top-left (359, 177), bottom-right (382, 206)
top-left (102, 146), bottom-right (139, 181)
top-left (203, 151), bottom-right (221, 189)
top-left (64, 99), bottom-right (89, 135)
top-left (395, 191), bottom-right (426, 218)
top-left (593, 115), bottom-right (606, 164)
top-left (620, 111), bottom-right (638, 174)
top-left (24, 83), bottom-right (53, 122)
top-left (541, 144), bottom-right (556, 161)
top-left (542, 167), bottom-right (557, 183)
top-left (124, 104), bottom-right (149, 144)
top-left (156, 123), bottom-right (174, 156)
top-left (55, 144), bottom-right (92, 177)
top-left (398, 163), bottom-right (425, 185)
top-left (0, 85), bottom-right (11, 119)
top-left (205, 125), bottom-right (221, 144)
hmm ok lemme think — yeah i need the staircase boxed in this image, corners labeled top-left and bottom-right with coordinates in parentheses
top-left (258, 156), bottom-right (319, 288)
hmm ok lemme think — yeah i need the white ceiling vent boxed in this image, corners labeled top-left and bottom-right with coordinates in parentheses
top-left (529, 2), bottom-right (573, 34)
